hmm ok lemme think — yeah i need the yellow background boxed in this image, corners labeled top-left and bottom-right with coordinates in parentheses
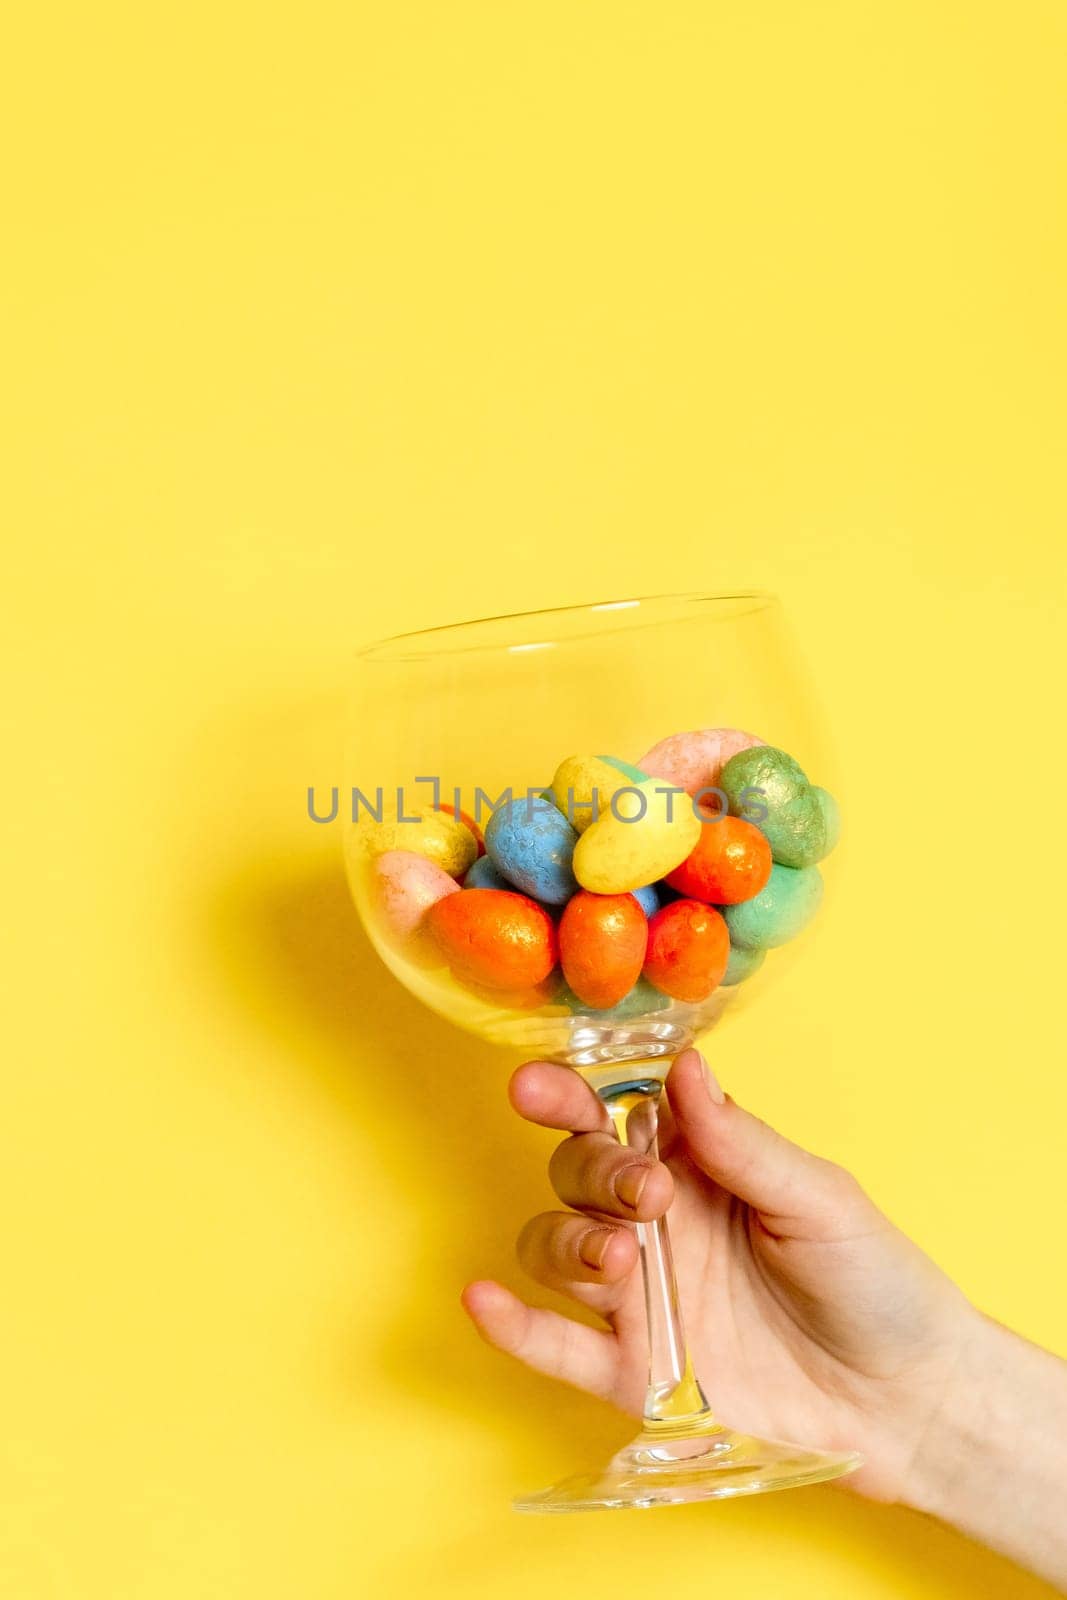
top-left (3, 4), bottom-right (1066, 1596)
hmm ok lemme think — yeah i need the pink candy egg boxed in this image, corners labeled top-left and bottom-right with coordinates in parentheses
top-left (638, 728), bottom-right (764, 802)
top-left (369, 849), bottom-right (461, 958)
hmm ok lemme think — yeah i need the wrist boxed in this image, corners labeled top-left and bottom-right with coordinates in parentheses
top-left (903, 1306), bottom-right (1004, 1522)
top-left (904, 1307), bottom-right (1067, 1590)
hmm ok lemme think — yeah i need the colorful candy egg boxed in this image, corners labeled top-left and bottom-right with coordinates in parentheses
top-left (630, 882), bottom-right (661, 918)
top-left (427, 888), bottom-right (558, 989)
top-left (638, 728), bottom-right (764, 804)
top-left (437, 801), bottom-right (486, 856)
top-left (809, 787), bottom-right (841, 859)
top-left (723, 863), bottom-right (823, 949)
top-left (464, 855), bottom-right (513, 890)
top-left (643, 899), bottom-right (730, 1003)
top-left (719, 746), bottom-right (839, 869)
top-left (561, 974), bottom-right (671, 1019)
top-left (574, 779), bottom-right (701, 894)
top-left (722, 944), bottom-right (766, 986)
top-left (598, 754), bottom-right (650, 784)
top-left (357, 802), bottom-right (478, 879)
top-left (550, 754), bottom-right (630, 833)
top-left (464, 972), bottom-right (564, 1010)
top-left (484, 796), bottom-right (579, 904)
top-left (559, 891), bottom-right (649, 1009)
top-left (666, 815), bottom-right (773, 904)
top-left (370, 849), bottom-right (460, 940)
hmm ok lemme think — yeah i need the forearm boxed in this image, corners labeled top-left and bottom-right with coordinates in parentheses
top-left (908, 1312), bottom-right (1067, 1591)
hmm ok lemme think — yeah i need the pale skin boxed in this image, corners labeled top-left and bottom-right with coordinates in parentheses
top-left (462, 1049), bottom-right (1067, 1593)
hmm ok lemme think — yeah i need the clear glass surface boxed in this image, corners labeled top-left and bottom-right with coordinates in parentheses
top-left (343, 592), bottom-right (861, 1510)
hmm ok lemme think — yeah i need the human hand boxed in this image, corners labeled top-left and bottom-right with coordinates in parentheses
top-left (462, 1047), bottom-right (979, 1506)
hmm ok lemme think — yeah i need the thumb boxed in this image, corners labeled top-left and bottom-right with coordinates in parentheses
top-left (666, 1048), bottom-right (859, 1230)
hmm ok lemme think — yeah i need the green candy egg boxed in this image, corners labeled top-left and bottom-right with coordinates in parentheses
top-left (720, 746), bottom-right (840, 869)
top-left (723, 863), bottom-right (824, 950)
top-left (722, 944), bottom-right (766, 985)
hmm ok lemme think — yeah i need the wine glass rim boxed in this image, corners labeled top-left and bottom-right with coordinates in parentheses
top-left (356, 589), bottom-right (779, 662)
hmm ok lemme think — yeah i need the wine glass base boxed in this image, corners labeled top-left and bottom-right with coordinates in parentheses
top-left (514, 1422), bottom-right (862, 1513)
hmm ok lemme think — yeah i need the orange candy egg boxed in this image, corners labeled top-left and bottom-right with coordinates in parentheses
top-left (644, 899), bottom-right (730, 1003)
top-left (559, 891), bottom-right (649, 1010)
top-left (427, 888), bottom-right (558, 990)
top-left (665, 815), bottom-right (773, 905)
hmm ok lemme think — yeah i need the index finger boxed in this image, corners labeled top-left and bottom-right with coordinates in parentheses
top-left (508, 1061), bottom-right (611, 1134)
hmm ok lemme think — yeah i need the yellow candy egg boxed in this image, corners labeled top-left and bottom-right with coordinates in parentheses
top-left (353, 802), bottom-right (478, 879)
top-left (573, 778), bottom-right (700, 893)
top-left (550, 754), bottom-right (631, 834)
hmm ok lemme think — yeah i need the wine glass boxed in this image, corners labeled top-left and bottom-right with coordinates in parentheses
top-left (343, 592), bottom-right (861, 1510)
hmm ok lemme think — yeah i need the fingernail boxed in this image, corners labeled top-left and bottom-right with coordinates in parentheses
top-left (697, 1052), bottom-right (725, 1104)
top-left (614, 1163), bottom-right (649, 1210)
top-left (578, 1227), bottom-right (617, 1269)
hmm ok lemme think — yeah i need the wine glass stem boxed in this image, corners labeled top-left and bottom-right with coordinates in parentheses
top-left (601, 1070), bottom-right (716, 1433)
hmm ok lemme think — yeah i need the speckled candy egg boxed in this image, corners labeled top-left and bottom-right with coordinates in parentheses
top-left (723, 862), bottom-right (823, 950)
top-left (484, 796), bottom-right (579, 904)
top-left (550, 754), bottom-right (631, 834)
top-left (559, 891), bottom-right (649, 1010)
top-left (574, 779), bottom-right (700, 894)
top-left (666, 815), bottom-right (773, 905)
top-left (638, 728), bottom-right (764, 804)
top-left (722, 944), bottom-right (766, 986)
top-left (437, 801), bottom-right (486, 856)
top-left (370, 848), bottom-right (460, 939)
top-left (357, 803), bottom-right (478, 879)
top-left (463, 855), bottom-right (513, 890)
top-left (560, 974), bottom-right (670, 1019)
top-left (719, 746), bottom-right (840, 869)
top-left (366, 849), bottom-right (461, 968)
top-left (427, 888), bottom-right (558, 990)
top-left (630, 882), bottom-right (661, 918)
top-left (598, 755), bottom-right (651, 784)
top-left (464, 972), bottom-right (564, 1011)
top-left (807, 787), bottom-right (841, 860)
top-left (643, 899), bottom-right (730, 1003)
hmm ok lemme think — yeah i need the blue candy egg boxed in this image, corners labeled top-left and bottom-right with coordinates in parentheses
top-left (630, 882), bottom-right (661, 918)
top-left (463, 855), bottom-right (513, 891)
top-left (484, 797), bottom-right (579, 906)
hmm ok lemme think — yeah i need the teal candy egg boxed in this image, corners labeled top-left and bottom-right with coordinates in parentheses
top-left (484, 796), bottom-right (578, 905)
top-left (723, 863), bottom-right (824, 949)
top-left (722, 944), bottom-right (766, 985)
top-left (561, 974), bottom-right (670, 1019)
top-left (720, 745), bottom-right (839, 869)
top-left (811, 787), bottom-right (841, 858)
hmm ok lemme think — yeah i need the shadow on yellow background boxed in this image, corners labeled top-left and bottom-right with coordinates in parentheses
top-left (213, 854), bottom-right (621, 1453)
